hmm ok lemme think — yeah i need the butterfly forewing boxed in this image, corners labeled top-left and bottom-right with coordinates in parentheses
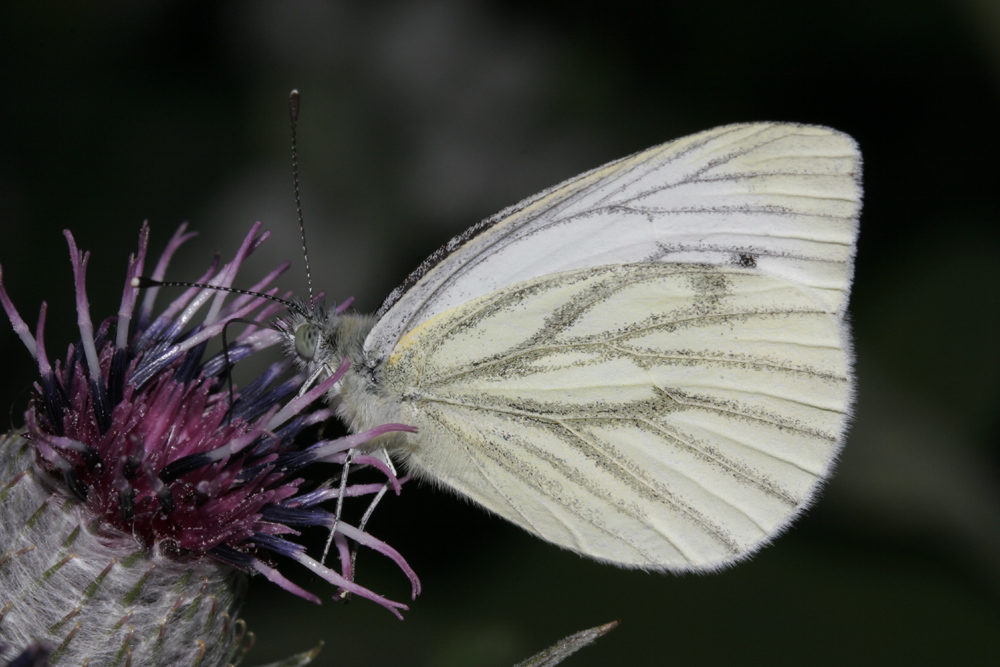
top-left (366, 123), bottom-right (860, 365)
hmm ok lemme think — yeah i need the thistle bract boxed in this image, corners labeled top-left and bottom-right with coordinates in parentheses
top-left (0, 223), bottom-right (419, 667)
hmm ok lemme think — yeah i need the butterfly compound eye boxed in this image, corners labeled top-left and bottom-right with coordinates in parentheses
top-left (294, 322), bottom-right (320, 361)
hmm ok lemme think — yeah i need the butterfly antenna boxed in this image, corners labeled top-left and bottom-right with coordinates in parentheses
top-left (289, 89), bottom-right (315, 308)
top-left (131, 276), bottom-right (299, 422)
top-left (131, 276), bottom-right (308, 318)
top-left (220, 317), bottom-right (253, 425)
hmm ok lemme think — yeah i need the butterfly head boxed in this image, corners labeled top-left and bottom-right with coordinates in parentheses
top-left (278, 299), bottom-right (376, 380)
top-left (277, 299), bottom-right (335, 368)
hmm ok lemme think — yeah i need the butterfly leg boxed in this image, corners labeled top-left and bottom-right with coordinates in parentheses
top-left (321, 446), bottom-right (355, 567)
top-left (356, 446), bottom-right (397, 533)
top-left (325, 446), bottom-right (397, 601)
top-left (346, 446), bottom-right (397, 589)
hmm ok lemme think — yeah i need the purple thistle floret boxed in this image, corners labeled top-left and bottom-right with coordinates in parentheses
top-left (0, 222), bottom-right (420, 620)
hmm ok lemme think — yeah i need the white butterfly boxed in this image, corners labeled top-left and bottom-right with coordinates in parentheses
top-left (284, 122), bottom-right (861, 572)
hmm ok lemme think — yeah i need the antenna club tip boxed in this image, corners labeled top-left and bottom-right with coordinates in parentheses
top-left (130, 277), bottom-right (141, 287)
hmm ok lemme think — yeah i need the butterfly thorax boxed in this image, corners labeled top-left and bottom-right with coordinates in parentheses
top-left (277, 303), bottom-right (407, 448)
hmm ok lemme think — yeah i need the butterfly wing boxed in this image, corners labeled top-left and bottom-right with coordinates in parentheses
top-left (364, 122), bottom-right (860, 570)
top-left (378, 262), bottom-right (852, 569)
top-left (365, 123), bottom-right (860, 366)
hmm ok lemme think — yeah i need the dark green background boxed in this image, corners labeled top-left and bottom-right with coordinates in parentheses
top-left (2, 1), bottom-right (998, 665)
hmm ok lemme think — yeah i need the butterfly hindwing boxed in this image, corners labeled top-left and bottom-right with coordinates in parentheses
top-left (379, 262), bottom-right (851, 569)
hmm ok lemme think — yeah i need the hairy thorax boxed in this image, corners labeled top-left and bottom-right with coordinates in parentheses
top-left (280, 307), bottom-right (414, 455)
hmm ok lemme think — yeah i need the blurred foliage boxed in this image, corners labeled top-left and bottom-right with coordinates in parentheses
top-left (1, 1), bottom-right (998, 665)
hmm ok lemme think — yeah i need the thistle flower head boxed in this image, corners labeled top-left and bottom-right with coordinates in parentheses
top-left (0, 223), bottom-right (419, 666)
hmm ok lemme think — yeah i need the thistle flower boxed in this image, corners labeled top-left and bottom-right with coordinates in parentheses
top-left (0, 222), bottom-right (420, 667)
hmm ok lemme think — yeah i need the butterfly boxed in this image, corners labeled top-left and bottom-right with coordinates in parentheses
top-left (283, 122), bottom-right (861, 572)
